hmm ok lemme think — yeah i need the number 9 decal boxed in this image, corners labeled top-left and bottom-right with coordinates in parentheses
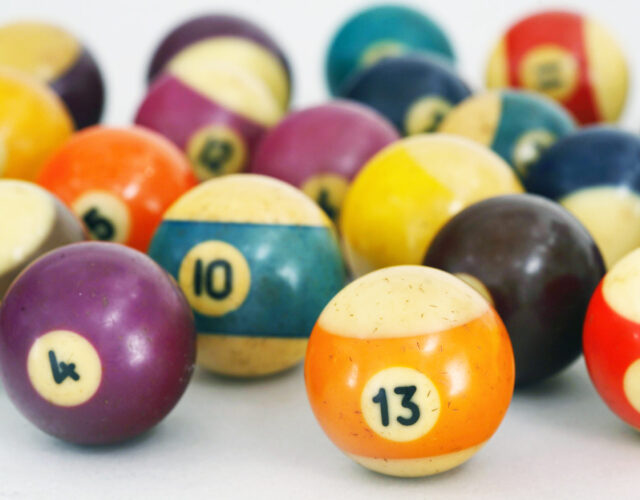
top-left (361, 367), bottom-right (441, 442)
top-left (178, 240), bottom-right (251, 316)
top-left (72, 191), bottom-right (131, 243)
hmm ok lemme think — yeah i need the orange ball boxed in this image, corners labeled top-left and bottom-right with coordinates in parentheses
top-left (37, 126), bottom-right (197, 251)
top-left (305, 266), bottom-right (514, 477)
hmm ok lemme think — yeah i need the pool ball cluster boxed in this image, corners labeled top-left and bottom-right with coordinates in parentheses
top-left (0, 2), bottom-right (639, 481)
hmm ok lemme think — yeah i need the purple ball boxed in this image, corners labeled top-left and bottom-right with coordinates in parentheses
top-left (0, 242), bottom-right (196, 444)
top-left (147, 13), bottom-right (291, 84)
top-left (250, 100), bottom-right (399, 222)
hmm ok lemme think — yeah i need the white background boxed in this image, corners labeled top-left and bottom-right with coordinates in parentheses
top-left (1, 0), bottom-right (640, 498)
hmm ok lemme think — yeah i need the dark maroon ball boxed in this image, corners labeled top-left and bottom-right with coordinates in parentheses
top-left (0, 242), bottom-right (196, 444)
top-left (52, 48), bottom-right (105, 129)
top-left (423, 194), bottom-right (605, 386)
top-left (147, 13), bottom-right (291, 84)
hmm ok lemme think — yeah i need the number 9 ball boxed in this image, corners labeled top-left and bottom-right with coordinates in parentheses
top-left (305, 266), bottom-right (514, 477)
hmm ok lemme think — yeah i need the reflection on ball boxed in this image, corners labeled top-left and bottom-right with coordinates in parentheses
top-left (149, 175), bottom-right (346, 377)
top-left (305, 266), bottom-right (514, 477)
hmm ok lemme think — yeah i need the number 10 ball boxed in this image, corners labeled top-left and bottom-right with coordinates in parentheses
top-left (305, 266), bottom-right (514, 477)
top-left (149, 175), bottom-right (346, 377)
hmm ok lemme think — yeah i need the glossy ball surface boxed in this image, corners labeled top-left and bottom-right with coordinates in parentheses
top-left (0, 21), bottom-right (105, 129)
top-left (136, 48), bottom-right (284, 181)
top-left (340, 55), bottom-right (471, 135)
top-left (438, 90), bottom-right (575, 179)
top-left (340, 134), bottom-right (523, 276)
top-left (0, 180), bottom-right (85, 300)
top-left (305, 265), bottom-right (514, 477)
top-left (525, 127), bottom-right (640, 269)
top-left (0, 69), bottom-right (73, 181)
top-left (148, 175), bottom-right (346, 377)
top-left (37, 127), bottom-right (197, 251)
top-left (486, 10), bottom-right (628, 125)
top-left (326, 4), bottom-right (455, 95)
top-left (424, 194), bottom-right (605, 385)
top-left (147, 13), bottom-right (291, 84)
top-left (250, 101), bottom-right (399, 223)
top-left (0, 242), bottom-right (196, 444)
top-left (584, 249), bottom-right (640, 429)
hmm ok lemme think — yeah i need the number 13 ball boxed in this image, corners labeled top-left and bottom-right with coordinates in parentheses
top-left (148, 175), bottom-right (346, 377)
top-left (305, 266), bottom-right (514, 477)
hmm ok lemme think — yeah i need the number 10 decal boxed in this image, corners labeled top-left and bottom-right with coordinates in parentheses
top-left (362, 367), bottom-right (441, 442)
top-left (178, 240), bottom-right (251, 317)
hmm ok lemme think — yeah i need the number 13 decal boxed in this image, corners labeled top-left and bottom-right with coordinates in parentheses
top-left (372, 385), bottom-right (420, 427)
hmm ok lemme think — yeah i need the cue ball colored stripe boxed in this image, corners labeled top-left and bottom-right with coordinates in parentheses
top-left (486, 11), bottom-right (628, 125)
top-left (525, 127), bottom-right (640, 268)
top-left (148, 174), bottom-right (346, 377)
top-left (0, 180), bottom-right (85, 299)
top-left (0, 69), bottom-right (74, 181)
top-left (326, 4), bottom-right (456, 95)
top-left (305, 266), bottom-right (514, 477)
top-left (584, 249), bottom-right (640, 430)
top-left (340, 134), bottom-right (523, 276)
top-left (438, 90), bottom-right (575, 179)
top-left (339, 54), bottom-right (471, 135)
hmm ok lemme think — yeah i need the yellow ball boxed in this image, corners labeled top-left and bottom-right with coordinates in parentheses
top-left (340, 134), bottom-right (523, 276)
top-left (0, 69), bottom-right (73, 180)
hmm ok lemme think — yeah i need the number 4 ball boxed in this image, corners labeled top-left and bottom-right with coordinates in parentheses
top-left (305, 266), bottom-right (514, 477)
top-left (0, 242), bottom-right (196, 444)
top-left (584, 249), bottom-right (640, 429)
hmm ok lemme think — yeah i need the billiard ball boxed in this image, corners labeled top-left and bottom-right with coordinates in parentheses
top-left (525, 127), bottom-right (640, 269)
top-left (250, 101), bottom-right (399, 223)
top-left (424, 194), bottom-right (605, 386)
top-left (0, 69), bottom-right (73, 181)
top-left (486, 10), bottom-right (628, 125)
top-left (0, 242), bottom-right (196, 444)
top-left (438, 90), bottom-right (575, 179)
top-left (584, 249), bottom-right (640, 430)
top-left (167, 37), bottom-right (290, 111)
top-left (305, 265), bottom-right (514, 477)
top-left (147, 13), bottom-right (291, 86)
top-left (37, 126), bottom-right (197, 251)
top-left (135, 52), bottom-right (284, 181)
top-left (340, 55), bottom-right (471, 135)
top-left (0, 21), bottom-right (104, 129)
top-left (326, 4), bottom-right (455, 95)
top-left (0, 180), bottom-right (85, 300)
top-left (340, 134), bottom-right (523, 277)
top-left (148, 174), bottom-right (346, 377)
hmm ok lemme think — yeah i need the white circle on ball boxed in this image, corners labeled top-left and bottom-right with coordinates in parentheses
top-left (623, 358), bottom-right (640, 414)
top-left (361, 366), bottom-right (440, 442)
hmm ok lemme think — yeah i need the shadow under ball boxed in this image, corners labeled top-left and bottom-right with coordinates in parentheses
top-left (424, 194), bottom-right (605, 386)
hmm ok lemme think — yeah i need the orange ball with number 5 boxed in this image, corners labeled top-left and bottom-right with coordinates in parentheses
top-left (305, 266), bottom-right (515, 477)
top-left (37, 126), bottom-right (197, 251)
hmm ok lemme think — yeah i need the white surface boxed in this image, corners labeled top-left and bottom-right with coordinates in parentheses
top-left (2, 0), bottom-right (640, 498)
